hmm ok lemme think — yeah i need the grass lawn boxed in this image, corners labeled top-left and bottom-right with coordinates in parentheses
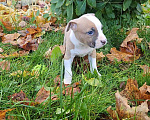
top-left (0, 19), bottom-right (150, 119)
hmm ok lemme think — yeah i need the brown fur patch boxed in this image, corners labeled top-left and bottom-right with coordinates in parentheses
top-left (89, 49), bottom-right (96, 58)
top-left (64, 30), bottom-right (75, 60)
top-left (73, 17), bottom-right (98, 47)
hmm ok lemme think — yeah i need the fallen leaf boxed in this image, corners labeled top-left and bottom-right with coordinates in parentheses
top-left (121, 28), bottom-right (141, 48)
top-left (106, 47), bottom-right (135, 62)
top-left (139, 82), bottom-right (150, 94)
top-left (8, 90), bottom-right (30, 105)
top-left (0, 60), bottom-right (10, 72)
top-left (49, 17), bottom-right (57, 24)
top-left (119, 81), bottom-right (126, 89)
top-left (0, 48), bottom-right (4, 52)
top-left (106, 42), bottom-right (141, 62)
top-left (107, 28), bottom-right (142, 62)
top-left (2, 33), bottom-right (20, 45)
top-left (19, 21), bottom-right (27, 28)
top-left (63, 81), bottom-right (81, 96)
top-left (36, 16), bottom-right (45, 25)
top-left (120, 41), bottom-right (141, 56)
top-left (17, 35), bottom-right (39, 51)
top-left (139, 82), bottom-right (150, 110)
top-left (120, 79), bottom-right (141, 104)
top-left (140, 65), bottom-right (150, 75)
top-left (1, 21), bottom-right (15, 31)
top-left (0, 109), bottom-right (14, 120)
top-left (96, 52), bottom-right (105, 61)
top-left (120, 79), bottom-right (150, 110)
top-left (0, 31), bottom-right (5, 37)
top-left (35, 86), bottom-right (57, 104)
top-left (107, 91), bottom-right (150, 120)
top-left (63, 86), bottom-right (80, 97)
top-left (26, 27), bottom-right (40, 35)
top-left (0, 50), bottom-right (29, 58)
top-left (54, 75), bottom-right (61, 87)
top-left (41, 22), bottom-right (52, 31)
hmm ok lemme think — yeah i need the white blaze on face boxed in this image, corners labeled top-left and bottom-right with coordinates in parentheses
top-left (83, 15), bottom-right (107, 48)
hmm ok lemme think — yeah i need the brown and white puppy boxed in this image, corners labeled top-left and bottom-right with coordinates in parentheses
top-left (64, 13), bottom-right (107, 84)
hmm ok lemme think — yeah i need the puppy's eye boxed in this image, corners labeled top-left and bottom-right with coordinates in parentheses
top-left (87, 30), bottom-right (94, 35)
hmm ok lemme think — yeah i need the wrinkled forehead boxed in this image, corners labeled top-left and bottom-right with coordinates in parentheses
top-left (77, 15), bottom-right (102, 31)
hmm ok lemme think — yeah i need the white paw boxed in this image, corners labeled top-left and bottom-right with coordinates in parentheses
top-left (64, 77), bottom-right (72, 84)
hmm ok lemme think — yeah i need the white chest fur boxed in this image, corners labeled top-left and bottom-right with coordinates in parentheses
top-left (70, 30), bottom-right (94, 57)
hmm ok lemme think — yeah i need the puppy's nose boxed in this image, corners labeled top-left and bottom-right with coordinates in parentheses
top-left (101, 40), bottom-right (106, 45)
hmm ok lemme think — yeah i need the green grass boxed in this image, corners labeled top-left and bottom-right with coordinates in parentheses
top-left (0, 21), bottom-right (150, 119)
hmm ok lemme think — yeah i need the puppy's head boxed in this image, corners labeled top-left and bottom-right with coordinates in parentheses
top-left (66, 13), bottom-right (107, 48)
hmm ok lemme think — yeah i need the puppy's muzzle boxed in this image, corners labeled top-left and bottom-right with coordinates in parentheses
top-left (101, 39), bottom-right (107, 45)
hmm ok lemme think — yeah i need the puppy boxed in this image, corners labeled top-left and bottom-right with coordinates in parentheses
top-left (63, 13), bottom-right (107, 85)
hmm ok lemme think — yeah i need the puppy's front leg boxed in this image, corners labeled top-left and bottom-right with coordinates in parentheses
top-left (88, 50), bottom-right (101, 76)
top-left (64, 57), bottom-right (74, 84)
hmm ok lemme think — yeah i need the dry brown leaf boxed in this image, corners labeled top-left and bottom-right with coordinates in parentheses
top-left (120, 41), bottom-right (141, 56)
top-left (106, 42), bottom-right (141, 62)
top-left (120, 79), bottom-right (141, 104)
top-left (63, 81), bottom-right (81, 97)
top-left (139, 82), bottom-right (150, 110)
top-left (0, 50), bottom-right (29, 58)
top-left (2, 33), bottom-right (20, 45)
top-left (54, 75), bottom-right (61, 87)
top-left (0, 60), bottom-right (10, 72)
top-left (63, 86), bottom-right (80, 97)
top-left (0, 48), bottom-right (4, 53)
top-left (96, 52), bottom-right (105, 61)
top-left (26, 28), bottom-right (38, 35)
top-left (1, 21), bottom-right (15, 31)
top-left (17, 35), bottom-right (40, 51)
top-left (139, 82), bottom-right (150, 94)
top-left (121, 28), bottom-right (141, 48)
top-left (19, 21), bottom-right (27, 28)
top-left (106, 47), bottom-right (134, 62)
top-left (0, 30), bottom-right (4, 37)
top-left (8, 90), bottom-right (30, 105)
top-left (36, 16), bottom-right (45, 25)
top-left (49, 17), bottom-right (57, 24)
top-left (0, 109), bottom-right (14, 120)
top-left (35, 86), bottom-right (58, 104)
top-left (41, 23), bottom-right (52, 31)
top-left (35, 87), bottom-right (50, 103)
top-left (120, 79), bottom-right (150, 110)
top-left (107, 91), bottom-right (150, 120)
top-left (140, 65), bottom-right (150, 75)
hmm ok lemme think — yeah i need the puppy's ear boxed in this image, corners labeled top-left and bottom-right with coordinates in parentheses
top-left (66, 21), bottom-right (77, 32)
top-left (87, 13), bottom-right (95, 16)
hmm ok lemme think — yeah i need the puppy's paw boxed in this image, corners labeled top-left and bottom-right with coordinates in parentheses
top-left (97, 71), bottom-right (101, 77)
top-left (64, 78), bottom-right (72, 84)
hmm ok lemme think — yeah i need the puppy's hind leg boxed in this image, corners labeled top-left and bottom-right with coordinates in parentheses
top-left (88, 50), bottom-right (101, 76)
